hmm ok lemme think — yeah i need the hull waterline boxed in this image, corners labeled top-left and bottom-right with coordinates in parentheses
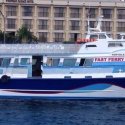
top-left (0, 77), bottom-right (125, 99)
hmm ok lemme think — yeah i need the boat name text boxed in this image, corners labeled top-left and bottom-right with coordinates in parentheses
top-left (94, 57), bottom-right (125, 62)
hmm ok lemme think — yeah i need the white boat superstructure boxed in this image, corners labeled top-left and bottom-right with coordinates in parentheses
top-left (77, 16), bottom-right (125, 57)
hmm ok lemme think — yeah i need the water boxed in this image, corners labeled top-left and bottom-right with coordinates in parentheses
top-left (0, 99), bottom-right (125, 125)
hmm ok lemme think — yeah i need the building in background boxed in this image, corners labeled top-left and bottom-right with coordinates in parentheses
top-left (0, 0), bottom-right (125, 42)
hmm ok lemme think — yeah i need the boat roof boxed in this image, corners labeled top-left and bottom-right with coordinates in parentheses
top-left (0, 44), bottom-right (81, 56)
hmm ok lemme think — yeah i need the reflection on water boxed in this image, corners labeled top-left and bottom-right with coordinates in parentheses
top-left (0, 99), bottom-right (125, 125)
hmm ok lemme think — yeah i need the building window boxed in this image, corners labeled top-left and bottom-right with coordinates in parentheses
top-left (101, 9), bottom-right (112, 19)
top-left (70, 33), bottom-right (80, 42)
top-left (6, 6), bottom-right (17, 16)
top-left (22, 6), bottom-right (33, 16)
top-left (38, 20), bottom-right (48, 30)
top-left (54, 20), bottom-right (64, 30)
top-left (86, 8), bottom-right (98, 18)
top-left (117, 9), bottom-right (125, 19)
top-left (85, 21), bottom-right (96, 31)
top-left (54, 33), bottom-right (64, 42)
top-left (70, 21), bottom-right (80, 30)
top-left (90, 21), bottom-right (96, 28)
top-left (39, 32), bottom-right (48, 42)
top-left (102, 21), bottom-right (112, 32)
top-left (7, 19), bottom-right (16, 29)
top-left (54, 7), bottom-right (65, 17)
top-left (38, 7), bottom-right (49, 17)
top-left (70, 8), bottom-right (81, 18)
top-left (23, 19), bottom-right (32, 29)
top-left (117, 22), bottom-right (125, 32)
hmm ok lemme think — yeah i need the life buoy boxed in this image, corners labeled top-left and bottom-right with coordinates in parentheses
top-left (1, 75), bottom-right (10, 83)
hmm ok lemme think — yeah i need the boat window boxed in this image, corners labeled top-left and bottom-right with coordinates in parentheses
top-left (46, 58), bottom-right (52, 66)
top-left (79, 58), bottom-right (85, 66)
top-left (14, 58), bottom-right (19, 66)
top-left (20, 58), bottom-right (30, 65)
top-left (52, 59), bottom-right (60, 66)
top-left (0, 69), bottom-right (3, 74)
top-left (90, 35), bottom-right (98, 39)
top-left (63, 59), bottom-right (76, 67)
top-left (99, 34), bottom-right (106, 39)
top-left (46, 58), bottom-right (60, 66)
top-left (1, 58), bottom-right (11, 67)
top-left (86, 45), bottom-right (97, 48)
top-left (84, 59), bottom-right (93, 67)
top-left (0, 58), bottom-right (3, 66)
top-left (108, 43), bottom-right (123, 47)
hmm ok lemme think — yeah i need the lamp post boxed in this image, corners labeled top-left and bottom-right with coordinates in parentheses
top-left (0, 11), bottom-right (5, 44)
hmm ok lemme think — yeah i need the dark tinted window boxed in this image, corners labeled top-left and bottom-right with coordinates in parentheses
top-left (108, 43), bottom-right (123, 47)
top-left (86, 45), bottom-right (97, 48)
top-left (79, 58), bottom-right (85, 66)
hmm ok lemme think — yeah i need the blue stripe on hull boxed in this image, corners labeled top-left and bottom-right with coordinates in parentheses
top-left (0, 77), bottom-right (124, 91)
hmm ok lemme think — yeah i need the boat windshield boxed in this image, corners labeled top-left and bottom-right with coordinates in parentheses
top-left (90, 35), bottom-right (98, 39)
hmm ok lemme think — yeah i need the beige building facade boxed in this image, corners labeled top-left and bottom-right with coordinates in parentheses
top-left (0, 0), bottom-right (125, 42)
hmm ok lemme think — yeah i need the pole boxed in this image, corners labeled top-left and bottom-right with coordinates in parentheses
top-left (3, 16), bottom-right (5, 44)
top-left (0, 11), bottom-right (5, 44)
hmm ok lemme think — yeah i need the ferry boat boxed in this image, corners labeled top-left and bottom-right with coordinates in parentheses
top-left (0, 17), bottom-right (125, 99)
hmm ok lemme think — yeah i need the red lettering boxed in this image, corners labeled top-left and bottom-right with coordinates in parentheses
top-left (94, 58), bottom-right (107, 62)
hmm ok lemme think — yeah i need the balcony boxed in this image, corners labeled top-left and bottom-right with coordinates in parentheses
top-left (54, 38), bottom-right (64, 42)
top-left (70, 13), bottom-right (80, 18)
top-left (38, 25), bottom-right (48, 30)
top-left (22, 12), bottom-right (33, 17)
top-left (38, 12), bottom-right (49, 17)
top-left (7, 24), bottom-right (16, 29)
top-left (70, 26), bottom-right (80, 31)
top-left (23, 24), bottom-right (32, 29)
top-left (6, 11), bottom-right (17, 16)
top-left (54, 13), bottom-right (65, 18)
top-left (54, 25), bottom-right (64, 30)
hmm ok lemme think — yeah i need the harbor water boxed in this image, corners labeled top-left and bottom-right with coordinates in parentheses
top-left (0, 99), bottom-right (125, 125)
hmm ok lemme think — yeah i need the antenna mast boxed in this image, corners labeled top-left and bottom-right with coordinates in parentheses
top-left (87, 4), bottom-right (90, 34)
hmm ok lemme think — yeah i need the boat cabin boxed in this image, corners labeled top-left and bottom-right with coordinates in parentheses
top-left (0, 55), bottom-right (124, 79)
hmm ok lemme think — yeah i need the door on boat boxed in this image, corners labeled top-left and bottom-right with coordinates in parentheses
top-left (32, 56), bottom-right (43, 77)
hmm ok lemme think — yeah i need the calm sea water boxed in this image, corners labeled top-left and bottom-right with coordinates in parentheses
top-left (0, 99), bottom-right (125, 125)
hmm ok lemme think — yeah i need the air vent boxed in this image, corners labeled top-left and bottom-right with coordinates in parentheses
top-left (64, 76), bottom-right (71, 79)
top-left (106, 75), bottom-right (113, 78)
top-left (85, 76), bottom-right (92, 78)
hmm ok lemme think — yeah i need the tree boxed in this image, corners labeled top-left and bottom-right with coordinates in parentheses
top-left (16, 25), bottom-right (37, 43)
